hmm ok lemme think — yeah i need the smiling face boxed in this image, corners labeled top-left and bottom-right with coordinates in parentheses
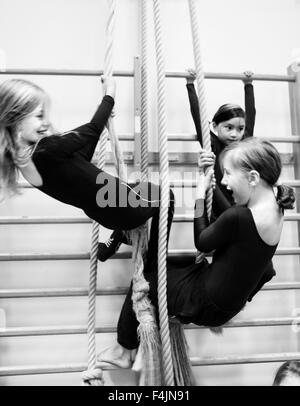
top-left (221, 151), bottom-right (252, 206)
top-left (17, 103), bottom-right (50, 146)
top-left (213, 117), bottom-right (245, 146)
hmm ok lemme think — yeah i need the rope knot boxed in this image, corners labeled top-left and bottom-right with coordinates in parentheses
top-left (82, 368), bottom-right (104, 386)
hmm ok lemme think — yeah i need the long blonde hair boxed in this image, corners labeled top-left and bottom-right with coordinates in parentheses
top-left (0, 79), bottom-right (48, 200)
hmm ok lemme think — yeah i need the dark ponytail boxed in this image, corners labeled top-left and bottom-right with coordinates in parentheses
top-left (276, 184), bottom-right (295, 210)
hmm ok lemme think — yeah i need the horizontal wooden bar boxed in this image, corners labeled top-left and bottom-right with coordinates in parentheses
top-left (168, 134), bottom-right (300, 143)
top-left (171, 179), bottom-right (300, 188)
top-left (1, 212), bottom-right (300, 225)
top-left (0, 69), bottom-right (134, 77)
top-left (190, 352), bottom-right (300, 367)
top-left (0, 247), bottom-right (299, 262)
top-left (0, 282), bottom-right (299, 300)
top-left (0, 287), bottom-right (128, 298)
top-left (167, 72), bottom-right (297, 82)
top-left (1, 352), bottom-right (300, 376)
top-left (0, 69), bottom-right (294, 82)
top-left (0, 317), bottom-right (297, 338)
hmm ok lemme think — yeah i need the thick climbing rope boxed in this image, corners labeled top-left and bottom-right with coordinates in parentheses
top-left (130, 0), bottom-right (163, 386)
top-left (152, 0), bottom-right (175, 387)
top-left (82, 0), bottom-right (119, 386)
top-left (140, 0), bottom-right (149, 182)
top-left (84, 0), bottom-right (159, 386)
top-left (188, 0), bottom-right (212, 264)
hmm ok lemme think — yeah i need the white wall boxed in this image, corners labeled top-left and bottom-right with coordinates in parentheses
top-left (0, 0), bottom-right (300, 386)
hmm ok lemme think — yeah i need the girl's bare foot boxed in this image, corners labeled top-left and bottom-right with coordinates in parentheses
top-left (97, 343), bottom-right (136, 369)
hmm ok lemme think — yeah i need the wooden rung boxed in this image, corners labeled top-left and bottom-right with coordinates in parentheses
top-left (168, 134), bottom-right (300, 143)
top-left (0, 287), bottom-right (129, 298)
top-left (171, 179), bottom-right (300, 188)
top-left (0, 69), bottom-right (134, 77)
top-left (190, 352), bottom-right (300, 366)
top-left (1, 212), bottom-right (300, 225)
top-left (0, 247), bottom-right (299, 262)
top-left (17, 177), bottom-right (300, 190)
top-left (0, 69), bottom-right (294, 82)
top-left (1, 352), bottom-right (300, 376)
top-left (0, 325), bottom-right (117, 337)
top-left (0, 317), bottom-right (297, 338)
top-left (0, 282), bottom-right (299, 299)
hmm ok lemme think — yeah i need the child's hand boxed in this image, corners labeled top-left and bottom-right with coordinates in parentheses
top-left (242, 70), bottom-right (254, 85)
top-left (186, 68), bottom-right (196, 84)
top-left (198, 150), bottom-right (215, 170)
top-left (101, 75), bottom-right (116, 98)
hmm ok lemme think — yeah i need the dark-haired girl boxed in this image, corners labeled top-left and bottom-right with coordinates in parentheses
top-left (186, 69), bottom-right (256, 217)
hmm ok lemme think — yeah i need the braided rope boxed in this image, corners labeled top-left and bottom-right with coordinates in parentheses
top-left (188, 0), bottom-right (212, 264)
top-left (82, 0), bottom-right (117, 386)
top-left (140, 0), bottom-right (149, 182)
top-left (82, 146), bottom-right (107, 386)
top-left (152, 0), bottom-right (174, 386)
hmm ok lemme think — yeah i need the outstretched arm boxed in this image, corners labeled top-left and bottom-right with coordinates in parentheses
top-left (243, 71), bottom-right (256, 138)
top-left (186, 69), bottom-right (203, 145)
top-left (53, 77), bottom-right (115, 156)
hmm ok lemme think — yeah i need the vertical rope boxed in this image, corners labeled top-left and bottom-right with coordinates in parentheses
top-left (82, 0), bottom-right (117, 386)
top-left (152, 0), bottom-right (174, 386)
top-left (188, 0), bottom-right (212, 264)
top-left (82, 139), bottom-right (107, 386)
top-left (141, 0), bottom-right (149, 182)
top-left (105, 0), bottom-right (127, 181)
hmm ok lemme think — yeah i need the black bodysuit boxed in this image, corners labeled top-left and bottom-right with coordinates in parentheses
top-left (117, 203), bottom-right (277, 349)
top-left (32, 95), bottom-right (161, 230)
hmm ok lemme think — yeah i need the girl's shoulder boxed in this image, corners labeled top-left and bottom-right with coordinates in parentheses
top-left (33, 134), bottom-right (64, 159)
top-left (248, 205), bottom-right (283, 246)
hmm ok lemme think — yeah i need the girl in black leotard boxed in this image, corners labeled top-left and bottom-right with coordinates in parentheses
top-left (0, 78), bottom-right (173, 239)
top-left (186, 69), bottom-right (256, 217)
top-left (98, 137), bottom-right (295, 368)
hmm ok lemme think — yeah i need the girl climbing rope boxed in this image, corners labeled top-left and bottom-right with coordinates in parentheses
top-left (0, 77), bottom-right (174, 235)
top-left (98, 137), bottom-right (295, 367)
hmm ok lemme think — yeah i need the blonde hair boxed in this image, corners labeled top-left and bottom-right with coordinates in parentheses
top-left (0, 79), bottom-right (49, 200)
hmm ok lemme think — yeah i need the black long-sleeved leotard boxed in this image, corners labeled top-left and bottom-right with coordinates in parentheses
top-left (163, 202), bottom-right (277, 326)
top-left (186, 82), bottom-right (256, 215)
top-left (193, 201), bottom-right (277, 310)
top-left (31, 95), bottom-right (160, 230)
top-left (168, 202), bottom-right (277, 323)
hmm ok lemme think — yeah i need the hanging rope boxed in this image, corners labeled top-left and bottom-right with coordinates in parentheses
top-left (188, 0), bottom-right (212, 264)
top-left (152, 0), bottom-right (174, 387)
top-left (82, 0), bottom-right (160, 386)
top-left (82, 0), bottom-right (118, 386)
top-left (140, 0), bottom-right (150, 182)
top-left (129, 0), bottom-right (163, 386)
